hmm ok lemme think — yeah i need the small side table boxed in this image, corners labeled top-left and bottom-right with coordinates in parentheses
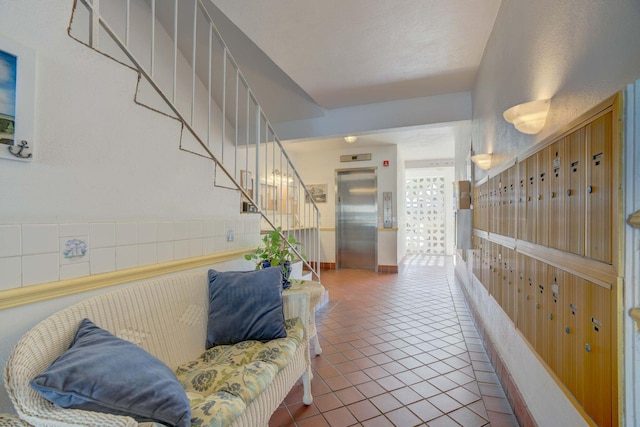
top-left (284, 280), bottom-right (325, 356)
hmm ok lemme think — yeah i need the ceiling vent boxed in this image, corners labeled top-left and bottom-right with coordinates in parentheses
top-left (340, 153), bottom-right (372, 162)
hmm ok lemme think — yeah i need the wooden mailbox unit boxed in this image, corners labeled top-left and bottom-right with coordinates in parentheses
top-left (471, 94), bottom-right (622, 427)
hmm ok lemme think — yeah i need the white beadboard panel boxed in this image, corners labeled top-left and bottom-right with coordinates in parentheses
top-left (59, 223), bottom-right (89, 237)
top-left (189, 238), bottom-right (203, 257)
top-left (60, 262), bottom-right (90, 280)
top-left (138, 222), bottom-right (157, 244)
top-left (157, 221), bottom-right (174, 242)
top-left (157, 241), bottom-right (174, 263)
top-left (115, 245), bottom-right (138, 271)
top-left (0, 257), bottom-right (21, 290)
top-left (189, 221), bottom-right (203, 239)
top-left (90, 223), bottom-right (116, 248)
top-left (0, 225), bottom-right (21, 257)
top-left (22, 253), bottom-right (59, 286)
top-left (138, 243), bottom-right (158, 266)
top-left (174, 240), bottom-right (190, 260)
top-left (203, 220), bottom-right (215, 237)
top-left (90, 247), bottom-right (116, 274)
top-left (59, 236), bottom-right (89, 265)
top-left (203, 237), bottom-right (215, 255)
top-left (174, 221), bottom-right (189, 240)
top-left (116, 222), bottom-right (138, 246)
top-left (22, 224), bottom-right (58, 255)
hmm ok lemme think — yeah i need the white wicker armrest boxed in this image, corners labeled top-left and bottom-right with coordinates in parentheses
top-left (281, 292), bottom-right (311, 339)
top-left (4, 313), bottom-right (139, 427)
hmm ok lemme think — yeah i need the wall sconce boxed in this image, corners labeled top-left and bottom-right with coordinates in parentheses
top-left (470, 153), bottom-right (493, 170)
top-left (344, 136), bottom-right (358, 144)
top-left (503, 99), bottom-right (550, 134)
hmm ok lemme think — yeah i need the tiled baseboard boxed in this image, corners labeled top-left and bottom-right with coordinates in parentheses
top-left (314, 263), bottom-right (398, 273)
top-left (320, 262), bottom-right (336, 270)
top-left (458, 276), bottom-right (537, 427)
top-left (377, 265), bottom-right (398, 273)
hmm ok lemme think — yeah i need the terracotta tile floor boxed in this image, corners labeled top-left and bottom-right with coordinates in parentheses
top-left (270, 255), bottom-right (520, 427)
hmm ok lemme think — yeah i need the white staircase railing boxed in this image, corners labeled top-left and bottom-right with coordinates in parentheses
top-left (69, 0), bottom-right (321, 280)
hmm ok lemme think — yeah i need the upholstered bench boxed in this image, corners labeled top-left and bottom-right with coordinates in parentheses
top-left (4, 268), bottom-right (312, 427)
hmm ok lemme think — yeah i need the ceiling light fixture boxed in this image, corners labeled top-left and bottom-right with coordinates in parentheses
top-left (470, 153), bottom-right (493, 170)
top-left (344, 136), bottom-right (358, 144)
top-left (503, 99), bottom-right (551, 134)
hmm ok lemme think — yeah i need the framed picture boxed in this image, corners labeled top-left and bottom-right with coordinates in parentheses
top-left (305, 184), bottom-right (327, 203)
top-left (0, 34), bottom-right (35, 162)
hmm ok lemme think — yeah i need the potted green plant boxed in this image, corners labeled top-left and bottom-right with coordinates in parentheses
top-left (244, 227), bottom-right (304, 289)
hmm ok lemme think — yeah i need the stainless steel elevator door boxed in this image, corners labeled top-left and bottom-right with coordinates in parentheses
top-left (336, 168), bottom-right (377, 270)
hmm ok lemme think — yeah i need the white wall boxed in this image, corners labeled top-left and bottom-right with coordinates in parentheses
top-left (459, 1), bottom-right (640, 425)
top-left (284, 141), bottom-right (399, 267)
top-left (0, 0), bottom-right (260, 413)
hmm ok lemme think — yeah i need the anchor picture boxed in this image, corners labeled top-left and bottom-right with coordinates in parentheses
top-left (0, 49), bottom-right (17, 147)
top-left (0, 36), bottom-right (35, 162)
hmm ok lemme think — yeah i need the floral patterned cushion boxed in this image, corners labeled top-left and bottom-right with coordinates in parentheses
top-left (176, 317), bottom-right (304, 427)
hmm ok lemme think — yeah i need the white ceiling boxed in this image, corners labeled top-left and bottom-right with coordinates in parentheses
top-left (209, 0), bottom-right (500, 157)
top-left (211, 0), bottom-right (501, 109)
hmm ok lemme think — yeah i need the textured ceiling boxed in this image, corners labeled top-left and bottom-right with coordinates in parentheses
top-left (211, 0), bottom-right (501, 109)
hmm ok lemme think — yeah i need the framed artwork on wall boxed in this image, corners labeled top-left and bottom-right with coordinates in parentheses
top-left (0, 34), bottom-right (35, 162)
top-left (305, 184), bottom-right (327, 203)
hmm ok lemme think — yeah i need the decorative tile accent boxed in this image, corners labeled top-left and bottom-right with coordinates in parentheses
top-left (0, 216), bottom-right (260, 290)
top-left (60, 237), bottom-right (88, 264)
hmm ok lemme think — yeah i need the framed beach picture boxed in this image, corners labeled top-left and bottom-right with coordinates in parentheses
top-left (0, 34), bottom-right (35, 162)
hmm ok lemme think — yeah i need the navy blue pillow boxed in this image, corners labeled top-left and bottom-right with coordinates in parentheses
top-left (206, 267), bottom-right (286, 348)
top-left (30, 318), bottom-right (191, 427)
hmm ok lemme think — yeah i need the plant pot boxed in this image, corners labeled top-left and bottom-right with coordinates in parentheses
top-left (260, 260), bottom-right (292, 289)
top-left (281, 261), bottom-right (292, 290)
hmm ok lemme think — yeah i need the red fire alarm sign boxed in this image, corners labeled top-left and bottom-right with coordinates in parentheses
top-left (383, 160), bottom-right (389, 167)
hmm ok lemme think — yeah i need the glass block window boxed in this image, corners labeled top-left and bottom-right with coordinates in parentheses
top-left (406, 176), bottom-right (446, 254)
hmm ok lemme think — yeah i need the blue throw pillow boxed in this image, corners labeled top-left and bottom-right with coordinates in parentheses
top-left (30, 318), bottom-right (191, 427)
top-left (206, 267), bottom-right (286, 348)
